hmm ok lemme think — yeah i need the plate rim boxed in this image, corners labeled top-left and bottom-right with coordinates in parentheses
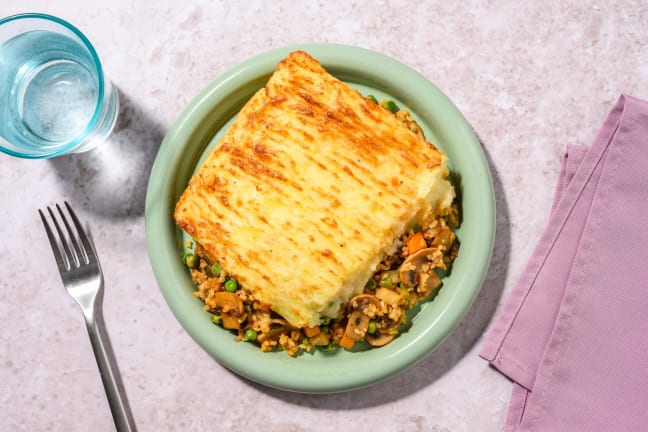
top-left (145, 43), bottom-right (495, 393)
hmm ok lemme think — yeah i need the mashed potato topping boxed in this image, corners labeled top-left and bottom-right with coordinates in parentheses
top-left (175, 51), bottom-right (460, 355)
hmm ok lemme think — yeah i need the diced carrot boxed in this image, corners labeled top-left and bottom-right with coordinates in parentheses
top-left (407, 231), bottom-right (427, 255)
top-left (339, 335), bottom-right (356, 349)
top-left (311, 332), bottom-right (330, 346)
top-left (303, 326), bottom-right (321, 337)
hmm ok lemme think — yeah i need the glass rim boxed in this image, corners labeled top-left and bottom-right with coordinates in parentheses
top-left (0, 13), bottom-right (108, 158)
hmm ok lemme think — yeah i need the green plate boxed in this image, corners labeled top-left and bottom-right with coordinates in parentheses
top-left (145, 44), bottom-right (495, 393)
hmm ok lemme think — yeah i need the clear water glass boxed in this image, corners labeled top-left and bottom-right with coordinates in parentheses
top-left (0, 13), bottom-right (119, 159)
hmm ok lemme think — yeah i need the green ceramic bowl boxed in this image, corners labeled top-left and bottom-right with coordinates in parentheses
top-left (145, 44), bottom-right (495, 393)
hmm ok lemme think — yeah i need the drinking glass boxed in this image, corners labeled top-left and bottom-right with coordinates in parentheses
top-left (0, 13), bottom-right (119, 158)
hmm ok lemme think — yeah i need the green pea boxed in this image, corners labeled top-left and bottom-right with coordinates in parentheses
top-left (366, 94), bottom-right (378, 103)
top-left (244, 328), bottom-right (257, 341)
top-left (302, 337), bottom-right (311, 346)
top-left (319, 316), bottom-right (331, 325)
top-left (319, 342), bottom-right (338, 352)
top-left (211, 315), bottom-right (222, 325)
top-left (182, 252), bottom-right (196, 269)
top-left (321, 325), bottom-right (330, 334)
top-left (384, 100), bottom-right (400, 113)
top-left (368, 320), bottom-right (377, 334)
top-left (366, 278), bottom-right (377, 289)
top-left (211, 263), bottom-right (221, 276)
top-left (380, 277), bottom-right (392, 288)
top-left (224, 279), bottom-right (238, 292)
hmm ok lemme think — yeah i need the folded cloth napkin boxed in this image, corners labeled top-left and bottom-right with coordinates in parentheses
top-left (480, 95), bottom-right (648, 431)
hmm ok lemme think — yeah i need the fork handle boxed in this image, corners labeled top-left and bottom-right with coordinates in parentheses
top-left (85, 311), bottom-right (137, 432)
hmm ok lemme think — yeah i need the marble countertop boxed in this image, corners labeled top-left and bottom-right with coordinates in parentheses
top-left (2, 1), bottom-right (647, 431)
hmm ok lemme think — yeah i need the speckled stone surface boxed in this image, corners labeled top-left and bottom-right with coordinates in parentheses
top-left (1, 1), bottom-right (647, 431)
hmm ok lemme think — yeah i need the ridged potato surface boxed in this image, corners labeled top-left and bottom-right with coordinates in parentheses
top-left (175, 50), bottom-right (453, 327)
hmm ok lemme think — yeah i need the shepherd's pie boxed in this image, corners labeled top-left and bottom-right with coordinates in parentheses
top-left (174, 51), bottom-right (455, 331)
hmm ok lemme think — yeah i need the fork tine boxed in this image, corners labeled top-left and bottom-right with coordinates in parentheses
top-left (56, 203), bottom-right (87, 265)
top-left (39, 208), bottom-right (69, 271)
top-left (64, 201), bottom-right (98, 265)
top-left (47, 206), bottom-right (78, 268)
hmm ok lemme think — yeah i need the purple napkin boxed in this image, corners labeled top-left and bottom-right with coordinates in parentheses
top-left (480, 95), bottom-right (648, 431)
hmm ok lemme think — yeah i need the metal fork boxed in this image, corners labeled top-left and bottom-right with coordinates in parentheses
top-left (39, 202), bottom-right (136, 432)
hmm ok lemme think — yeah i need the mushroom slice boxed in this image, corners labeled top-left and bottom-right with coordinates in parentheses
top-left (365, 308), bottom-right (403, 348)
top-left (399, 247), bottom-right (444, 299)
top-left (345, 294), bottom-right (383, 315)
top-left (431, 226), bottom-right (455, 250)
top-left (399, 247), bottom-right (440, 285)
top-left (417, 271), bottom-right (442, 299)
top-left (344, 310), bottom-right (371, 341)
top-left (344, 294), bottom-right (383, 341)
top-left (211, 292), bottom-right (244, 330)
top-left (257, 318), bottom-right (291, 343)
top-left (366, 332), bottom-right (395, 347)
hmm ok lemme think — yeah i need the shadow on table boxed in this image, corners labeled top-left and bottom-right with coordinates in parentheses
top-left (49, 87), bottom-right (166, 219)
top-left (251, 137), bottom-right (511, 409)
